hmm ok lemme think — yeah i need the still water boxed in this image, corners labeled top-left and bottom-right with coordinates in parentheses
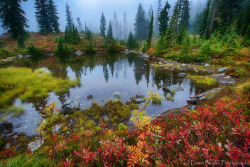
top-left (6, 53), bottom-right (217, 136)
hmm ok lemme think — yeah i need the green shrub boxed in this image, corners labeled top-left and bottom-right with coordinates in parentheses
top-left (0, 49), bottom-right (14, 59)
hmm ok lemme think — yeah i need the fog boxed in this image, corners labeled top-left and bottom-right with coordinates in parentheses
top-left (0, 0), bottom-right (206, 34)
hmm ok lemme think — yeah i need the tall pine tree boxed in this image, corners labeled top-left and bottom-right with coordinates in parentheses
top-left (146, 11), bottom-right (154, 49)
top-left (107, 21), bottom-right (113, 42)
top-left (199, 0), bottom-right (211, 39)
top-left (155, 0), bottom-right (162, 36)
top-left (100, 12), bottom-right (106, 38)
top-left (47, 0), bottom-right (60, 33)
top-left (77, 17), bottom-right (83, 33)
top-left (134, 3), bottom-right (148, 40)
top-left (178, 0), bottom-right (190, 30)
top-left (158, 1), bottom-right (171, 36)
top-left (35, 0), bottom-right (59, 33)
top-left (0, 0), bottom-right (28, 47)
top-left (35, 0), bottom-right (51, 33)
top-left (66, 3), bottom-right (73, 29)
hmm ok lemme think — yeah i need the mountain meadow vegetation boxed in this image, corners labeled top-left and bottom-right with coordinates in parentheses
top-left (0, 0), bottom-right (249, 166)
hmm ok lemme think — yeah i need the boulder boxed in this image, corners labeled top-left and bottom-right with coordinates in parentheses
top-left (217, 67), bottom-right (227, 73)
top-left (178, 73), bottom-right (187, 77)
top-left (61, 100), bottom-right (80, 114)
top-left (28, 139), bottom-right (44, 152)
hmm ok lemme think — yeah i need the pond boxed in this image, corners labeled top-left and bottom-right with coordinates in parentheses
top-left (2, 53), bottom-right (218, 136)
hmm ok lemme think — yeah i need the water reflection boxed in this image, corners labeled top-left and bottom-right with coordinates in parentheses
top-left (7, 53), bottom-right (218, 136)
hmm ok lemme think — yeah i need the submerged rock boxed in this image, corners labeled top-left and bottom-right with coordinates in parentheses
top-left (61, 100), bottom-right (80, 114)
top-left (163, 85), bottom-right (184, 93)
top-left (28, 139), bottom-right (44, 152)
top-left (87, 95), bottom-right (93, 100)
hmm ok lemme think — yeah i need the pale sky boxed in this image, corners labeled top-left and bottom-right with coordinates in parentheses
top-left (0, 0), bottom-right (206, 34)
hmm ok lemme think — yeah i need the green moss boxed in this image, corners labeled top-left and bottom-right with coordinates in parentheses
top-left (187, 74), bottom-right (217, 86)
top-left (85, 100), bottom-right (131, 124)
top-left (0, 68), bottom-right (79, 107)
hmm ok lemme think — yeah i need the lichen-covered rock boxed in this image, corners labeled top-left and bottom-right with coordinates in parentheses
top-left (61, 100), bottom-right (80, 114)
top-left (28, 139), bottom-right (44, 152)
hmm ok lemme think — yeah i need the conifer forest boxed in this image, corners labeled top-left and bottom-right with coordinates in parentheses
top-left (0, 0), bottom-right (249, 166)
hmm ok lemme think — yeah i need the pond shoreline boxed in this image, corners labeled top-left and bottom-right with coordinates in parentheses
top-left (0, 51), bottom-right (237, 150)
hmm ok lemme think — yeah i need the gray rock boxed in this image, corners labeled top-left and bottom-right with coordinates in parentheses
top-left (218, 67), bottom-right (228, 72)
top-left (16, 55), bottom-right (23, 59)
top-left (61, 100), bottom-right (80, 114)
top-left (182, 64), bottom-right (187, 67)
top-left (178, 73), bottom-right (187, 77)
top-left (204, 64), bottom-right (211, 67)
top-left (52, 125), bottom-right (62, 134)
top-left (28, 139), bottom-right (44, 152)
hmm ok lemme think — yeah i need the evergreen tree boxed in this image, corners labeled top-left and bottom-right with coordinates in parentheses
top-left (77, 17), bottom-right (83, 33)
top-left (158, 1), bottom-right (171, 36)
top-left (0, 0), bottom-right (28, 47)
top-left (194, 12), bottom-right (202, 33)
top-left (66, 3), bottom-right (73, 29)
top-left (176, 26), bottom-right (187, 45)
top-left (100, 12), bottom-right (106, 38)
top-left (107, 21), bottom-right (113, 42)
top-left (64, 25), bottom-right (81, 44)
top-left (148, 5), bottom-right (153, 22)
top-left (178, 0), bottom-right (190, 30)
top-left (127, 31), bottom-right (138, 49)
top-left (123, 13), bottom-right (128, 40)
top-left (147, 11), bottom-right (154, 48)
top-left (47, 0), bottom-right (60, 33)
top-left (155, 0), bottom-right (162, 36)
top-left (218, 0), bottom-right (244, 33)
top-left (199, 0), bottom-right (211, 39)
top-left (169, 2), bottom-right (179, 37)
top-left (235, 1), bottom-right (249, 36)
top-left (134, 3), bottom-right (148, 40)
top-left (112, 12), bottom-right (119, 39)
top-left (35, 0), bottom-right (51, 33)
top-left (178, 33), bottom-right (192, 62)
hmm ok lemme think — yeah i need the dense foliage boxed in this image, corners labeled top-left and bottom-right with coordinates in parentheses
top-left (1, 85), bottom-right (248, 166)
